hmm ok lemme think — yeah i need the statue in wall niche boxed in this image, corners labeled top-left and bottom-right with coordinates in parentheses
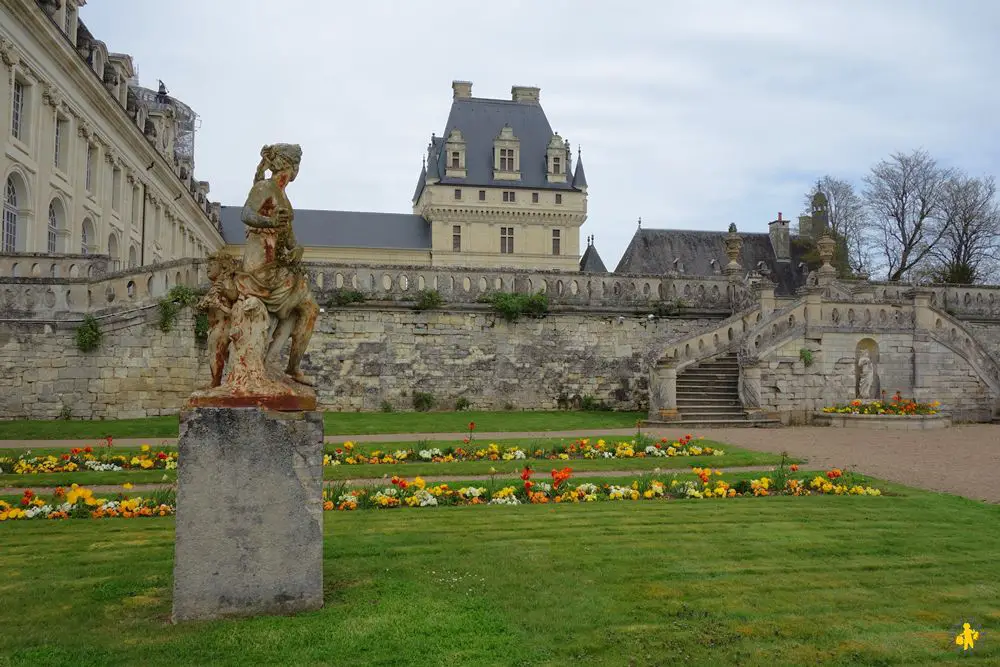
top-left (856, 350), bottom-right (877, 399)
top-left (188, 143), bottom-right (319, 410)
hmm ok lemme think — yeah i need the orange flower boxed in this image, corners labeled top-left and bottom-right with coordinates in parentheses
top-left (789, 464), bottom-right (799, 472)
top-left (550, 467), bottom-right (572, 489)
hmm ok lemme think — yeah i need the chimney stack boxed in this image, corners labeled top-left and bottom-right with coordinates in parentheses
top-left (511, 85), bottom-right (540, 104)
top-left (452, 80), bottom-right (472, 99)
top-left (768, 212), bottom-right (790, 262)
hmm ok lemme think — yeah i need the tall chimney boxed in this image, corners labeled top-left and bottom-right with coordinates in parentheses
top-left (452, 80), bottom-right (472, 99)
top-left (768, 212), bottom-right (790, 262)
top-left (511, 85), bottom-right (540, 103)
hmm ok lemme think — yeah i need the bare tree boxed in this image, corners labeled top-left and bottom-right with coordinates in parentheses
top-left (926, 173), bottom-right (1000, 284)
top-left (802, 176), bottom-right (873, 274)
top-left (862, 149), bottom-right (952, 281)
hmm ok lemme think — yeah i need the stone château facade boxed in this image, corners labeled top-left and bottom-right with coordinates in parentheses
top-left (1, 0), bottom-right (223, 275)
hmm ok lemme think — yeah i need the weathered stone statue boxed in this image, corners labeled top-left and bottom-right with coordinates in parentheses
top-left (176, 145), bottom-right (325, 623)
top-left (188, 143), bottom-right (318, 410)
top-left (198, 253), bottom-right (239, 388)
top-left (857, 350), bottom-right (876, 399)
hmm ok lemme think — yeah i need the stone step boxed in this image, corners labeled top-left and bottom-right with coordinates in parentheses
top-left (677, 411), bottom-right (749, 420)
top-left (643, 418), bottom-right (782, 429)
top-left (677, 383), bottom-right (739, 390)
top-left (678, 405), bottom-right (746, 415)
top-left (682, 369), bottom-right (739, 377)
top-left (676, 397), bottom-right (742, 405)
top-left (676, 390), bottom-right (740, 399)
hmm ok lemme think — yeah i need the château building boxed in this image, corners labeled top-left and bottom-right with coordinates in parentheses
top-left (220, 81), bottom-right (590, 271)
top-left (1, 0), bottom-right (223, 274)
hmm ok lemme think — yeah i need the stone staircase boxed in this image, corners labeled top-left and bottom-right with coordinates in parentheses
top-left (674, 353), bottom-right (778, 427)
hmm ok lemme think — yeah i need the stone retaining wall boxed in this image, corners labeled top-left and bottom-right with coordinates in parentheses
top-left (0, 305), bottom-right (715, 419)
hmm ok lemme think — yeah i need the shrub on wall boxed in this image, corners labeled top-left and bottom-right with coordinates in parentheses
top-left (414, 289), bottom-right (444, 311)
top-left (484, 291), bottom-right (549, 322)
top-left (158, 286), bottom-right (202, 333)
top-left (327, 289), bottom-right (366, 307)
top-left (74, 315), bottom-right (103, 352)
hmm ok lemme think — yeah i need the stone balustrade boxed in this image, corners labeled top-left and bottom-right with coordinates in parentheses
top-left (0, 252), bottom-right (110, 280)
top-left (0, 257), bottom-right (206, 320)
top-left (305, 263), bottom-right (734, 311)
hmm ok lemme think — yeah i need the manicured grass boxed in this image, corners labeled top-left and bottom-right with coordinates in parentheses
top-left (0, 489), bottom-right (997, 664)
top-left (0, 410), bottom-right (647, 440)
top-left (0, 417), bottom-right (180, 440)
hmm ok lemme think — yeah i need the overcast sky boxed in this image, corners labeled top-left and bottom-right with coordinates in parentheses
top-left (81, 0), bottom-right (1000, 269)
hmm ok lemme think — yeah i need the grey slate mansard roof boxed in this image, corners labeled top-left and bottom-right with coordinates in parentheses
top-left (614, 228), bottom-right (810, 296)
top-left (414, 95), bottom-right (587, 202)
top-left (219, 206), bottom-right (431, 250)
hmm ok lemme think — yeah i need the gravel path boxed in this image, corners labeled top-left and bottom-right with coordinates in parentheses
top-left (680, 424), bottom-right (1000, 504)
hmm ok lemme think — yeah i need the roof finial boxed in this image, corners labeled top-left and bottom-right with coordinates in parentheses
top-left (638, 216), bottom-right (642, 229)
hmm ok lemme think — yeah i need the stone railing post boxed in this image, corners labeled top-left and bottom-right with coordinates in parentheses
top-left (759, 285), bottom-right (775, 319)
top-left (910, 288), bottom-right (936, 331)
top-left (648, 362), bottom-right (679, 422)
top-left (739, 362), bottom-right (763, 420)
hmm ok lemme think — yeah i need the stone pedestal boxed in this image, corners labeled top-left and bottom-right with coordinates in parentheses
top-left (172, 408), bottom-right (324, 623)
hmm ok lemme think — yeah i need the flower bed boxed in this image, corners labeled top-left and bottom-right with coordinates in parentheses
top-left (817, 394), bottom-right (950, 429)
top-left (821, 394), bottom-right (940, 416)
top-left (321, 465), bottom-right (881, 512)
top-left (324, 434), bottom-right (724, 467)
top-left (0, 485), bottom-right (174, 521)
top-left (0, 444), bottom-right (176, 475)
top-left (1, 435), bottom-right (720, 477)
top-left (0, 466), bottom-right (883, 522)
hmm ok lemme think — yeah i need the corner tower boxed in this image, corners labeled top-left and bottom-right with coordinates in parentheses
top-left (412, 81), bottom-right (588, 270)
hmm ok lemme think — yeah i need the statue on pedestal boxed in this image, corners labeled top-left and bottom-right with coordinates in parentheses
top-left (189, 143), bottom-right (319, 410)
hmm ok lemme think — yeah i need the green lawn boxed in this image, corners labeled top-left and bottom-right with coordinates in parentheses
top-left (1, 489), bottom-right (997, 665)
top-left (0, 410), bottom-right (647, 440)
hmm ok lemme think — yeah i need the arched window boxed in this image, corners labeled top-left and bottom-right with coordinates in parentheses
top-left (81, 218), bottom-right (94, 255)
top-left (107, 233), bottom-right (120, 271)
top-left (128, 245), bottom-right (138, 268)
top-left (3, 177), bottom-right (17, 253)
top-left (48, 203), bottom-right (58, 253)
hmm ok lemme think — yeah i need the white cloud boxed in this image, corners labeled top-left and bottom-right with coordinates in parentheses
top-left (81, 0), bottom-right (1000, 269)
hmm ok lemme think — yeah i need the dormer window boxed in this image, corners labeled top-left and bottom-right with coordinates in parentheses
top-left (493, 125), bottom-right (521, 181)
top-left (499, 149), bottom-right (515, 171)
top-left (444, 128), bottom-right (466, 178)
top-left (546, 133), bottom-right (568, 184)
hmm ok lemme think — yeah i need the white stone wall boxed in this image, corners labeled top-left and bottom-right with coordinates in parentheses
top-left (0, 0), bottom-right (222, 268)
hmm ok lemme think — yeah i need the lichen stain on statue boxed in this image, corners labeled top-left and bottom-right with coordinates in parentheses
top-left (188, 143), bottom-right (319, 411)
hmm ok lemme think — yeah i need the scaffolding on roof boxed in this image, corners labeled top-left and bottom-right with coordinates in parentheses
top-left (130, 81), bottom-right (201, 167)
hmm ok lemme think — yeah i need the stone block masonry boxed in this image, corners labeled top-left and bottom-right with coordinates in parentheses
top-left (172, 408), bottom-right (324, 622)
top-left (303, 307), bottom-right (715, 412)
top-left (0, 305), bottom-right (716, 418)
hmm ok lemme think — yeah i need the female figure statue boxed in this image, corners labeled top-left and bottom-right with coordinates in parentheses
top-left (857, 350), bottom-right (875, 399)
top-left (237, 143), bottom-right (319, 386)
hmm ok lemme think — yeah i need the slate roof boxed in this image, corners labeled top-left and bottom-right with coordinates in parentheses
top-left (414, 95), bottom-right (583, 200)
top-left (220, 206), bottom-right (431, 250)
top-left (572, 154), bottom-right (588, 189)
top-left (614, 228), bottom-right (811, 296)
top-left (579, 243), bottom-right (607, 273)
